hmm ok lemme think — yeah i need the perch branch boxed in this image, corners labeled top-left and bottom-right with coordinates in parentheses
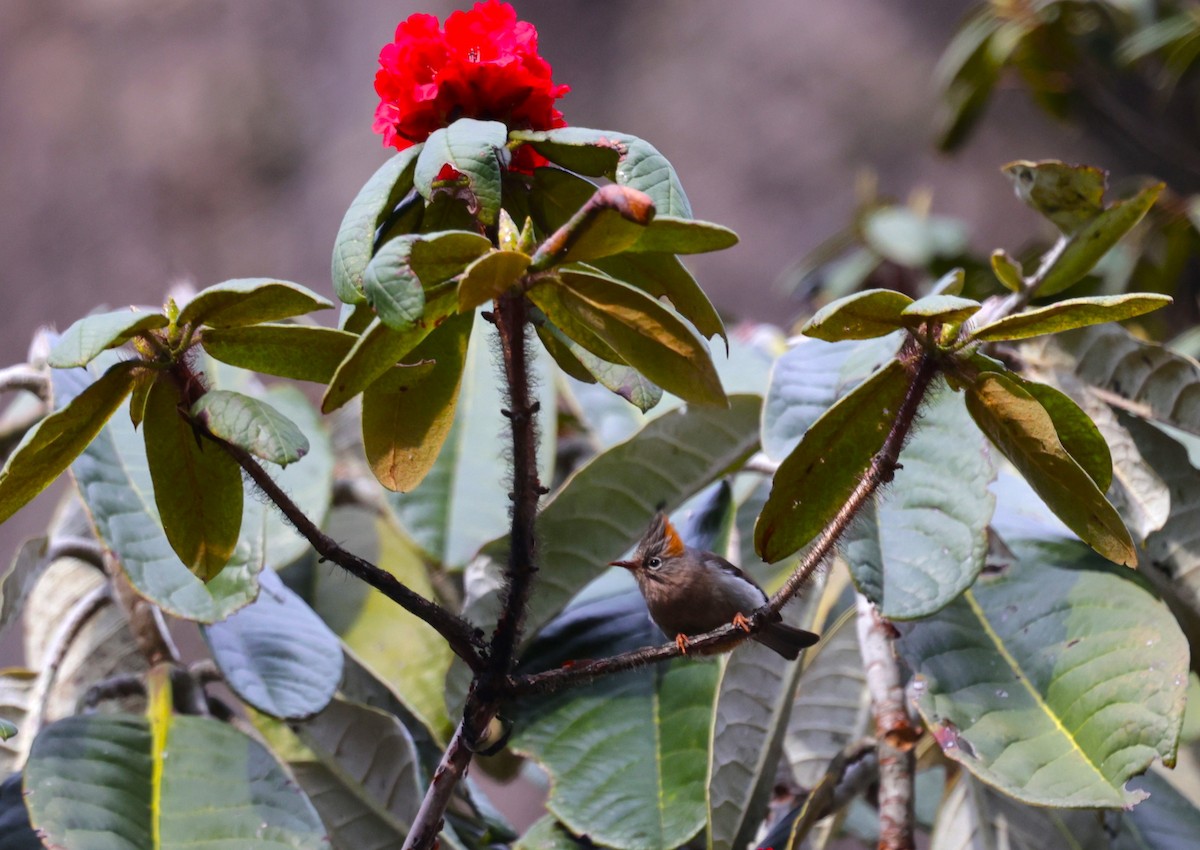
top-left (206, 434), bottom-right (487, 672)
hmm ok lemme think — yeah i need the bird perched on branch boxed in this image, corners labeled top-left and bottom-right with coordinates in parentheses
top-left (610, 511), bottom-right (819, 660)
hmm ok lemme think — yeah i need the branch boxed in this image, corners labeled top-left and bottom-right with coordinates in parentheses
top-left (402, 720), bottom-right (476, 850)
top-left (510, 349), bottom-right (941, 698)
top-left (855, 594), bottom-right (919, 850)
top-left (0, 364), bottom-right (49, 400)
top-left (207, 433), bottom-right (487, 672)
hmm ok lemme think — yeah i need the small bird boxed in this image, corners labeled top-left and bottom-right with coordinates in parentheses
top-left (610, 511), bottom-right (819, 660)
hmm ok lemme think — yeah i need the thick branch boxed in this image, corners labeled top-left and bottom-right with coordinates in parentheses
top-left (511, 349), bottom-right (940, 698)
top-left (208, 434), bottom-right (487, 672)
top-left (402, 721), bottom-right (475, 850)
top-left (856, 594), bottom-right (918, 850)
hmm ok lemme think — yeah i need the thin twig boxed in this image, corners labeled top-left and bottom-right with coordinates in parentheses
top-left (509, 350), bottom-right (941, 698)
top-left (0, 364), bottom-right (49, 401)
top-left (207, 434), bottom-right (487, 672)
top-left (402, 721), bottom-right (475, 850)
top-left (855, 594), bottom-right (918, 850)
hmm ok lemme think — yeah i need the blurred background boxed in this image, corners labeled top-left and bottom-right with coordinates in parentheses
top-left (0, 0), bottom-right (1120, 372)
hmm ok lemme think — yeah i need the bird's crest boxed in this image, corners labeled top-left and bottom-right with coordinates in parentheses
top-left (644, 511), bottom-right (686, 558)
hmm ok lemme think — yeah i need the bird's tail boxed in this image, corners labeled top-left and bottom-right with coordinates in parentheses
top-left (753, 622), bottom-right (820, 660)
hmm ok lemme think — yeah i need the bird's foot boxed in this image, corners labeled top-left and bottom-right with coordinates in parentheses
top-left (674, 633), bottom-right (690, 654)
top-left (732, 612), bottom-right (753, 633)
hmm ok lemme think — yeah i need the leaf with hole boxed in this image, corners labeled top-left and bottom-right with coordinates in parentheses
top-left (415, 119), bottom-right (508, 226)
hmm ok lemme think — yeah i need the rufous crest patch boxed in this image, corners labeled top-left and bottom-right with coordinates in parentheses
top-left (662, 518), bottom-right (685, 557)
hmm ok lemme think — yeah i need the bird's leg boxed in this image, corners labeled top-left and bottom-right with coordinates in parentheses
top-left (674, 633), bottom-right (690, 654)
top-left (732, 612), bottom-right (752, 633)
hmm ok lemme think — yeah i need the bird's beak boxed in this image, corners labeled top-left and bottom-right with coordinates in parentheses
top-left (609, 559), bottom-right (637, 571)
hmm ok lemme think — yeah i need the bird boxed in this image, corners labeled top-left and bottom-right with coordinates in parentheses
top-left (609, 511), bottom-right (819, 660)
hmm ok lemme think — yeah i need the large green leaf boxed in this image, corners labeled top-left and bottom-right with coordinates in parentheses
top-left (896, 537), bottom-right (1187, 807)
top-left (513, 593), bottom-right (718, 850)
top-left (388, 316), bottom-right (555, 568)
top-left (515, 817), bottom-right (589, 850)
top-left (191, 389), bottom-right (308, 467)
top-left (201, 324), bottom-right (361, 383)
top-left (626, 216), bottom-right (738, 255)
top-left (513, 127), bottom-right (692, 217)
top-left (535, 318), bottom-right (663, 412)
top-left (844, 385), bottom-right (995, 619)
top-left (203, 570), bottom-right (342, 720)
top-left (24, 714), bottom-right (326, 848)
top-left (332, 147), bottom-right (421, 305)
top-left (321, 287), bottom-right (457, 413)
top-left (761, 334), bottom-right (905, 462)
top-left (529, 270), bottom-right (725, 406)
top-left (362, 235), bottom-right (427, 331)
top-left (0, 360), bottom-right (139, 525)
top-left (756, 359), bottom-right (911, 563)
top-left (590, 252), bottom-right (726, 345)
top-left (291, 698), bottom-right (423, 847)
top-left (466, 395), bottom-right (762, 642)
top-left (1037, 324), bottom-right (1200, 438)
top-left (177, 278), bottom-right (333, 328)
top-left (48, 308), bottom-right (167, 368)
top-left (55, 364), bottom-right (264, 623)
top-left (363, 309), bottom-right (474, 492)
top-left (965, 372), bottom-right (1135, 566)
top-left (143, 378), bottom-right (244, 581)
top-left (973, 294), bottom-right (1173, 342)
top-left (801, 289), bottom-right (915, 341)
top-left (1015, 376), bottom-right (1113, 493)
top-left (414, 119), bottom-right (507, 226)
top-left (1038, 182), bottom-right (1164, 297)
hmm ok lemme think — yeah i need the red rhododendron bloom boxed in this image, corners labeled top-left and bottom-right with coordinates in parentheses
top-left (373, 1), bottom-right (569, 169)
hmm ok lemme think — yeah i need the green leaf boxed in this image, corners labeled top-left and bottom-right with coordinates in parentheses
top-left (534, 319), bottom-right (663, 412)
top-left (24, 713), bottom-right (326, 848)
top-left (931, 267), bottom-right (966, 296)
top-left (466, 396), bottom-right (762, 643)
top-left (991, 249), bottom-right (1025, 293)
top-left (627, 216), bottom-right (738, 254)
top-left (965, 372), bottom-right (1135, 565)
top-left (529, 271), bottom-right (726, 406)
top-left (1003, 160), bottom-right (1108, 235)
top-left (0, 360), bottom-right (139, 525)
top-left (973, 294), bottom-right (1173, 342)
top-left (1043, 324), bottom-right (1200, 438)
top-left (204, 570), bottom-right (341, 720)
top-left (177, 278), bottom-right (333, 328)
top-left (457, 250), bottom-right (532, 312)
top-left (801, 289), bottom-right (915, 341)
top-left (1015, 377), bottom-right (1112, 492)
top-left (291, 699), bottom-right (423, 845)
top-left (363, 310), bottom-right (473, 492)
top-left (144, 378), bottom-right (243, 581)
top-left (332, 147), bottom-right (421, 305)
top-left (321, 287), bottom-right (457, 413)
top-left (512, 594), bottom-right (717, 850)
top-left (191, 389), bottom-right (308, 467)
top-left (48, 308), bottom-right (167, 368)
top-left (201, 324), bottom-right (361, 383)
top-left (414, 119), bottom-right (507, 226)
top-left (55, 362), bottom-right (265, 622)
top-left (591, 252), bottom-right (727, 346)
top-left (389, 315), bottom-right (556, 568)
top-left (1038, 182), bottom-right (1164, 296)
top-left (899, 292), bottom-right (981, 326)
top-left (516, 817), bottom-right (589, 850)
top-left (514, 127), bottom-right (693, 217)
top-left (409, 230), bottom-right (494, 282)
top-left (0, 720), bottom-right (15, 741)
top-left (756, 359), bottom-right (911, 563)
top-left (897, 536), bottom-right (1187, 807)
top-left (761, 334), bottom-right (904, 462)
top-left (844, 385), bottom-right (996, 619)
top-left (363, 235), bottom-right (426, 331)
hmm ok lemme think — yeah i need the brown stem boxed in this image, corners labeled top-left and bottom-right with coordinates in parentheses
top-left (401, 721), bottom-right (475, 850)
top-left (206, 434), bottom-right (487, 672)
top-left (510, 349), bottom-right (941, 699)
top-left (855, 594), bottom-right (918, 850)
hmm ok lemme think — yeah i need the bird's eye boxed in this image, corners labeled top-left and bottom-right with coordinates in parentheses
top-left (647, 557), bottom-right (662, 570)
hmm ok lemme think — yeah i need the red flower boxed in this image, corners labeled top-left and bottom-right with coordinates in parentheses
top-left (373, 1), bottom-right (569, 169)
